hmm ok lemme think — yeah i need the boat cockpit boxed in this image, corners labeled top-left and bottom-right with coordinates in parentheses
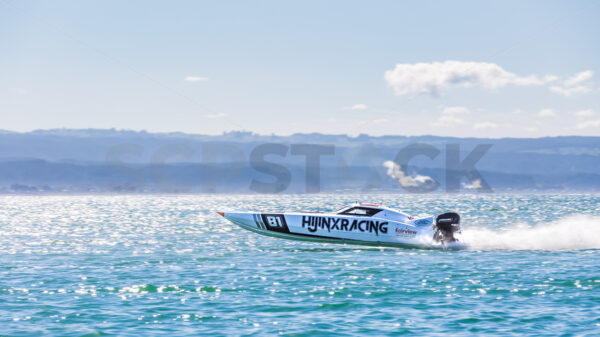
top-left (335, 203), bottom-right (414, 223)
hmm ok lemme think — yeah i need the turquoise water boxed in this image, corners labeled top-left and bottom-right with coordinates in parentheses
top-left (1, 194), bottom-right (599, 336)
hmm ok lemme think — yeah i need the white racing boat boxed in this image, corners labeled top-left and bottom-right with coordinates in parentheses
top-left (218, 203), bottom-right (465, 250)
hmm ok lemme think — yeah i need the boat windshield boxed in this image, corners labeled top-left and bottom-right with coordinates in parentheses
top-left (338, 207), bottom-right (382, 217)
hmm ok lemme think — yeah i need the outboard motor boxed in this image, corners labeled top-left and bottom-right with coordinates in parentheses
top-left (433, 212), bottom-right (461, 243)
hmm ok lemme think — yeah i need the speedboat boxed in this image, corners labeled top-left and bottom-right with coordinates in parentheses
top-left (218, 203), bottom-right (465, 250)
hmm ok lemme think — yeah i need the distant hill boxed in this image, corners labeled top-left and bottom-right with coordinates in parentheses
top-left (0, 129), bottom-right (598, 193)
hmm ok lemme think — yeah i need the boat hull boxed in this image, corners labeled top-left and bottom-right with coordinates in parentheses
top-left (221, 211), bottom-right (465, 250)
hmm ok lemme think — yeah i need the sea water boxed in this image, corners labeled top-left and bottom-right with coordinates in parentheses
top-left (0, 194), bottom-right (599, 336)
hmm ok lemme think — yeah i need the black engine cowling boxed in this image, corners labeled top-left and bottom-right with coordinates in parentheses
top-left (434, 212), bottom-right (460, 242)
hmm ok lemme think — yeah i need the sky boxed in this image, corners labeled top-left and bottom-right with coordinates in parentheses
top-left (2, 0), bottom-right (600, 137)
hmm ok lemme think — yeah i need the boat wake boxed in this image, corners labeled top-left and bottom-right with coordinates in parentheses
top-left (462, 215), bottom-right (600, 250)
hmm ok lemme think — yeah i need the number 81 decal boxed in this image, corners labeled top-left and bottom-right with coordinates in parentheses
top-left (260, 214), bottom-right (289, 233)
top-left (266, 215), bottom-right (282, 227)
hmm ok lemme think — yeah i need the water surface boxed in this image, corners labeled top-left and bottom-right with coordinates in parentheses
top-left (1, 194), bottom-right (599, 336)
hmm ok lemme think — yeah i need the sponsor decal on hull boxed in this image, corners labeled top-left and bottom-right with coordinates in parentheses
top-left (414, 219), bottom-right (431, 226)
top-left (301, 216), bottom-right (388, 236)
top-left (395, 228), bottom-right (417, 237)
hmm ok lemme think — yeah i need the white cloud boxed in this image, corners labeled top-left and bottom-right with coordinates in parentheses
top-left (524, 126), bottom-right (538, 132)
top-left (550, 85), bottom-right (592, 97)
top-left (372, 118), bottom-right (389, 124)
top-left (577, 119), bottom-right (600, 129)
top-left (543, 75), bottom-right (560, 83)
top-left (549, 70), bottom-right (594, 97)
top-left (433, 106), bottom-right (469, 126)
top-left (384, 60), bottom-right (555, 96)
top-left (435, 115), bottom-right (465, 126)
top-left (383, 161), bottom-right (435, 188)
top-left (473, 122), bottom-right (498, 130)
top-left (565, 70), bottom-right (593, 86)
top-left (537, 109), bottom-right (556, 117)
top-left (442, 106), bottom-right (470, 115)
top-left (185, 76), bottom-right (209, 82)
top-left (574, 109), bottom-right (595, 117)
top-left (344, 104), bottom-right (368, 110)
top-left (206, 113), bottom-right (228, 119)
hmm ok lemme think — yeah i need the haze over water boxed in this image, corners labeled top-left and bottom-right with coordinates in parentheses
top-left (1, 194), bottom-right (599, 336)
